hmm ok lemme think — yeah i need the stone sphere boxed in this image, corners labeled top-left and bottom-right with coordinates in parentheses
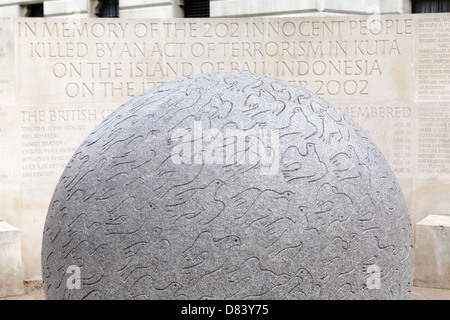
top-left (42, 72), bottom-right (414, 300)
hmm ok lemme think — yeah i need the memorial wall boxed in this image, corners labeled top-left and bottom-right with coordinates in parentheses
top-left (0, 14), bottom-right (449, 280)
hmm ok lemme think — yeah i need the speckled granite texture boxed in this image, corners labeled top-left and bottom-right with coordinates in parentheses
top-left (42, 72), bottom-right (414, 300)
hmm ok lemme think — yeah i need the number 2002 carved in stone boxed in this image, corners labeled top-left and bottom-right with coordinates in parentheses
top-left (41, 72), bottom-right (414, 300)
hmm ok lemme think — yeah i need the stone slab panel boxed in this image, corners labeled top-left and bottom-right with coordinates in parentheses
top-left (0, 18), bottom-right (15, 106)
top-left (415, 214), bottom-right (450, 289)
top-left (119, 5), bottom-right (184, 18)
top-left (338, 101), bottom-right (417, 179)
top-left (210, 0), bottom-right (317, 17)
top-left (0, 5), bottom-right (22, 18)
top-left (14, 17), bottom-right (414, 104)
top-left (0, 102), bottom-right (116, 278)
top-left (44, 0), bottom-right (89, 16)
top-left (0, 221), bottom-right (24, 298)
top-left (414, 14), bottom-right (450, 103)
top-left (0, 183), bottom-right (20, 228)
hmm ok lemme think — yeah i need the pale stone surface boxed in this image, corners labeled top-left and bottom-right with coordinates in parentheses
top-left (0, 183), bottom-right (20, 228)
top-left (0, 17), bottom-right (14, 106)
top-left (1, 280), bottom-right (45, 300)
top-left (0, 0), bottom-right (34, 5)
top-left (0, 0), bottom-right (411, 19)
top-left (120, 0), bottom-right (177, 7)
top-left (0, 221), bottom-right (24, 298)
top-left (210, 0), bottom-right (317, 17)
top-left (0, 5), bottom-right (22, 18)
top-left (44, 0), bottom-right (89, 17)
top-left (411, 286), bottom-right (450, 300)
top-left (42, 72), bottom-right (414, 299)
top-left (119, 5), bottom-right (184, 18)
top-left (6, 284), bottom-right (450, 300)
top-left (415, 214), bottom-right (450, 290)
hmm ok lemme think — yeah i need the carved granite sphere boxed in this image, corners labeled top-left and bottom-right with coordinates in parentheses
top-left (42, 72), bottom-right (414, 300)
